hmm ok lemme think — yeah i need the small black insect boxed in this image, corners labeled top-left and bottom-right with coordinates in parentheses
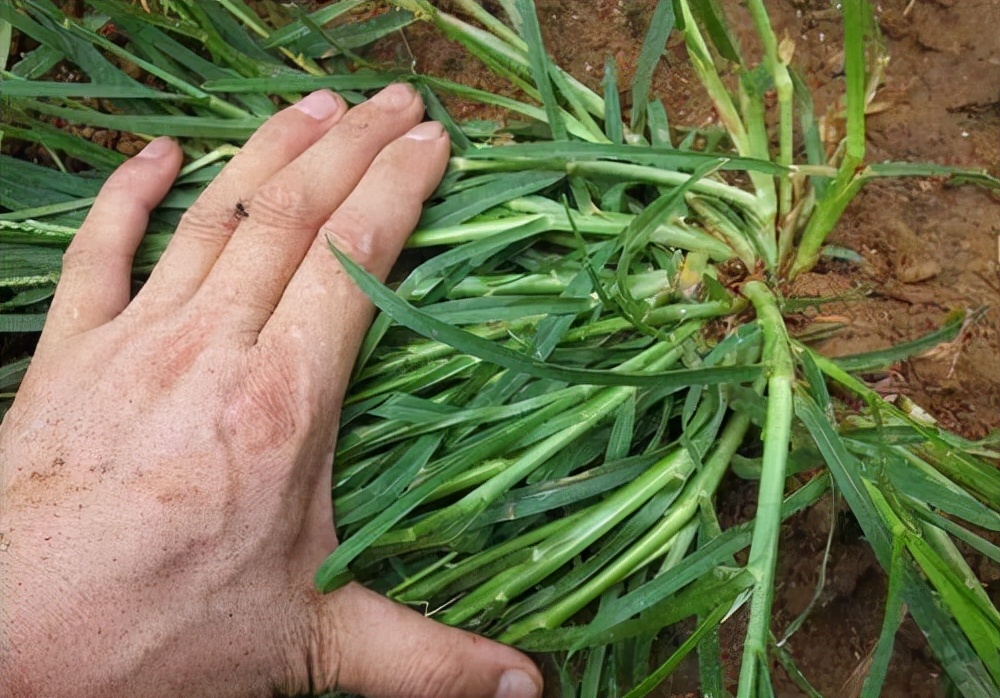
top-left (234, 199), bottom-right (249, 220)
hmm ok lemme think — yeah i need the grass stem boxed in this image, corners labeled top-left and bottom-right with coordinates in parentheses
top-left (736, 281), bottom-right (794, 696)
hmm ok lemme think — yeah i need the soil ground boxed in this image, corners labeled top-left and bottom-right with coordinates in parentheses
top-left (385, 1), bottom-right (1000, 696)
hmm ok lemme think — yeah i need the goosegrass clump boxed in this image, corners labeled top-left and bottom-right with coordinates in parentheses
top-left (1, 1), bottom-right (999, 695)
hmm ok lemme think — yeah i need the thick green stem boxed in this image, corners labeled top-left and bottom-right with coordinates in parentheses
top-left (443, 444), bottom-right (694, 626)
top-left (687, 196), bottom-right (758, 268)
top-left (746, 0), bottom-right (794, 217)
top-left (675, 0), bottom-right (749, 154)
top-left (676, 0), bottom-right (778, 250)
top-left (737, 281), bottom-right (794, 697)
top-left (371, 340), bottom-right (687, 555)
top-left (788, 0), bottom-right (867, 278)
top-left (391, 510), bottom-right (589, 603)
top-left (788, 159), bottom-right (863, 278)
top-left (450, 0), bottom-right (525, 47)
top-left (567, 161), bottom-right (761, 214)
top-left (561, 303), bottom-right (739, 342)
top-left (501, 409), bottom-right (753, 642)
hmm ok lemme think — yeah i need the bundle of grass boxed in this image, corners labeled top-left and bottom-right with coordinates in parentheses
top-left (2, 1), bottom-right (998, 695)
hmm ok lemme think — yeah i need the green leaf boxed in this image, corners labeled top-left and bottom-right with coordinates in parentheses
top-left (863, 162), bottom-right (1000, 189)
top-left (2, 123), bottom-right (127, 170)
top-left (797, 391), bottom-right (999, 695)
top-left (294, 10), bottom-right (417, 59)
top-left (0, 285), bottom-right (55, 310)
top-left (422, 295), bottom-right (595, 325)
top-left (606, 395), bottom-right (637, 461)
top-left (0, 79), bottom-right (185, 100)
top-left (602, 57), bottom-right (623, 145)
top-left (842, 0), bottom-right (868, 162)
top-left (418, 172), bottom-right (564, 229)
top-left (20, 100), bottom-right (264, 139)
top-left (883, 449), bottom-right (1000, 532)
top-left (0, 313), bottom-right (46, 333)
top-left (912, 508), bottom-right (1000, 565)
top-left (331, 245), bottom-right (761, 388)
top-left (646, 99), bottom-right (671, 147)
top-left (319, 396), bottom-right (578, 590)
top-left (336, 434), bottom-right (442, 526)
top-left (905, 533), bottom-right (1000, 681)
top-left (796, 391), bottom-right (892, 560)
top-left (459, 140), bottom-right (792, 176)
top-left (790, 68), bottom-right (828, 198)
top-left (860, 537), bottom-right (908, 698)
top-left (1, 1), bottom-right (141, 88)
top-left (0, 357), bottom-right (31, 391)
top-left (689, 0), bottom-right (742, 64)
top-left (417, 82), bottom-right (473, 152)
top-left (623, 602), bottom-right (729, 698)
top-left (629, 0), bottom-right (675, 132)
top-left (833, 309), bottom-right (971, 372)
top-left (201, 71), bottom-right (405, 94)
top-left (514, 0), bottom-right (566, 140)
top-left (262, 0), bottom-right (365, 48)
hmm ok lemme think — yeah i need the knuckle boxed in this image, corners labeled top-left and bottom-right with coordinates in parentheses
top-left (252, 180), bottom-right (311, 225)
top-left (241, 118), bottom-right (294, 152)
top-left (217, 353), bottom-right (307, 456)
top-left (60, 242), bottom-right (97, 269)
top-left (322, 206), bottom-right (391, 271)
top-left (296, 594), bottom-right (344, 694)
top-left (402, 651), bottom-right (466, 698)
top-left (178, 204), bottom-right (239, 244)
top-left (337, 116), bottom-right (373, 142)
top-left (319, 208), bottom-right (388, 271)
top-left (142, 314), bottom-right (213, 391)
top-left (252, 103), bottom-right (329, 144)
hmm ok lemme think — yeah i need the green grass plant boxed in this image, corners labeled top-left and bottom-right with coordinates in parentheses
top-left (2, 1), bottom-right (999, 695)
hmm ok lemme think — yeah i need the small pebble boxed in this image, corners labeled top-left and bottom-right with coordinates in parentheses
top-left (896, 259), bottom-right (942, 284)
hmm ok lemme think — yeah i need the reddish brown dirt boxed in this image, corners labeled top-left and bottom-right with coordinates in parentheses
top-left (388, 1), bottom-right (1000, 696)
top-left (396, 0), bottom-right (1000, 439)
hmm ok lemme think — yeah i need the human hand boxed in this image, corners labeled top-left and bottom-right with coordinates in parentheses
top-left (0, 85), bottom-right (542, 698)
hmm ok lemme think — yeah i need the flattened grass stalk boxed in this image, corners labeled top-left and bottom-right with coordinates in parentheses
top-left (789, 0), bottom-right (870, 277)
top-left (501, 405), bottom-right (755, 643)
top-left (745, 0), bottom-right (794, 217)
top-left (443, 444), bottom-right (698, 627)
top-left (737, 282), bottom-right (794, 696)
top-left (3, 0), bottom-right (999, 695)
top-left (674, 0), bottom-right (777, 266)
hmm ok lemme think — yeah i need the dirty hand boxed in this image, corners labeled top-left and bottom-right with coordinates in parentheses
top-left (0, 85), bottom-right (542, 698)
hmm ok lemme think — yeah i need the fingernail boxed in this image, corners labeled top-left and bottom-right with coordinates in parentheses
top-left (494, 670), bottom-right (540, 698)
top-left (293, 90), bottom-right (343, 121)
top-left (136, 137), bottom-right (174, 159)
top-left (369, 82), bottom-right (417, 109)
top-left (405, 121), bottom-right (445, 141)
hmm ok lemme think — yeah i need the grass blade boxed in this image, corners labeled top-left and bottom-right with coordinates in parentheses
top-left (514, 0), bottom-right (566, 140)
top-left (629, 0), bottom-right (674, 133)
top-left (331, 245), bottom-right (761, 389)
top-left (602, 57), bottom-right (623, 145)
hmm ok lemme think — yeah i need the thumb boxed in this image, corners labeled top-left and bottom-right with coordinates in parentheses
top-left (318, 583), bottom-right (543, 698)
